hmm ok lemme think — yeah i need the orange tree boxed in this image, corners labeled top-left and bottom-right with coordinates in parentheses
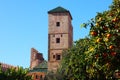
top-left (59, 0), bottom-right (120, 80)
top-left (60, 38), bottom-right (91, 80)
top-left (86, 0), bottom-right (120, 79)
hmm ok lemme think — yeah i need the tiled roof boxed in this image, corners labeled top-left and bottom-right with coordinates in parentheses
top-left (48, 6), bottom-right (69, 13)
top-left (35, 60), bottom-right (47, 69)
top-left (48, 6), bottom-right (73, 20)
top-left (29, 60), bottom-right (47, 73)
top-left (29, 68), bottom-right (47, 73)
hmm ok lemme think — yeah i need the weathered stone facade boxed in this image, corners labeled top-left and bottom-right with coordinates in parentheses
top-left (48, 7), bottom-right (73, 72)
top-left (30, 48), bottom-right (44, 69)
top-left (28, 60), bottom-right (47, 80)
top-left (29, 48), bottom-right (47, 80)
top-left (27, 72), bottom-right (45, 80)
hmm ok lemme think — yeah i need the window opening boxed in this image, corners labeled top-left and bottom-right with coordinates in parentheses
top-left (53, 55), bottom-right (55, 59)
top-left (56, 22), bottom-right (60, 26)
top-left (56, 54), bottom-right (61, 60)
top-left (61, 34), bottom-right (62, 37)
top-left (36, 75), bottom-right (38, 79)
top-left (56, 38), bottom-right (60, 43)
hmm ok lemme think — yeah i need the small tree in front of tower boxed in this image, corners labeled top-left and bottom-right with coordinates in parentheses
top-left (59, 38), bottom-right (91, 80)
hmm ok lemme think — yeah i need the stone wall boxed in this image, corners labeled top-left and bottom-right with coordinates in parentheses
top-left (30, 48), bottom-right (44, 69)
top-left (48, 11), bottom-right (73, 72)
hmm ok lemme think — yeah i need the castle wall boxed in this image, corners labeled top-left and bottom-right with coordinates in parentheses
top-left (30, 48), bottom-right (44, 69)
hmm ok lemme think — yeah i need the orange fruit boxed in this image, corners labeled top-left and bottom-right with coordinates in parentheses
top-left (106, 34), bottom-right (111, 38)
top-left (111, 52), bottom-right (116, 56)
top-left (112, 17), bottom-right (117, 22)
top-left (96, 38), bottom-right (101, 43)
top-left (98, 17), bottom-right (102, 21)
top-left (109, 45), bottom-right (114, 50)
top-left (90, 31), bottom-right (97, 36)
top-left (95, 23), bottom-right (99, 26)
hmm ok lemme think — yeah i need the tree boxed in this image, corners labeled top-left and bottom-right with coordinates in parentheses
top-left (59, 38), bottom-right (91, 80)
top-left (85, 0), bottom-right (120, 79)
top-left (44, 71), bottom-right (63, 80)
top-left (0, 64), bottom-right (31, 80)
top-left (59, 0), bottom-right (120, 80)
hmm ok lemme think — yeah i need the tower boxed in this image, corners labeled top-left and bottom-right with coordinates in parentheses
top-left (48, 6), bottom-right (73, 72)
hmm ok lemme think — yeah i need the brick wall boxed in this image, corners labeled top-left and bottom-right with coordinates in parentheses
top-left (48, 11), bottom-right (73, 72)
top-left (30, 48), bottom-right (44, 69)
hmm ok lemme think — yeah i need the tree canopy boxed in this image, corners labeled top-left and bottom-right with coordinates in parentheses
top-left (0, 64), bottom-right (31, 80)
top-left (59, 0), bottom-right (120, 80)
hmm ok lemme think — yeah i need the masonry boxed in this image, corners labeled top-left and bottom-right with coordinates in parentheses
top-left (30, 48), bottom-right (44, 69)
top-left (48, 6), bottom-right (73, 72)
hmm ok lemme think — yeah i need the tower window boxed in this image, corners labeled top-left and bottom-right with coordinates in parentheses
top-left (56, 22), bottom-right (60, 26)
top-left (53, 55), bottom-right (55, 59)
top-left (56, 38), bottom-right (60, 43)
top-left (61, 34), bottom-right (62, 37)
top-left (56, 54), bottom-right (61, 60)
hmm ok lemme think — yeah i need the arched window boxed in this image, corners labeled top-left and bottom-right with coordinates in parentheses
top-left (35, 75), bottom-right (38, 79)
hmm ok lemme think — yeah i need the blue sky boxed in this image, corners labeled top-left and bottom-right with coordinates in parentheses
top-left (0, 0), bottom-right (112, 68)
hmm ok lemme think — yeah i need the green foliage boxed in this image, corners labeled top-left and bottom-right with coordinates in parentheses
top-left (59, 38), bottom-right (91, 80)
top-left (86, 0), bottom-right (120, 79)
top-left (44, 71), bottom-right (63, 80)
top-left (0, 65), bottom-right (31, 80)
top-left (59, 0), bottom-right (120, 80)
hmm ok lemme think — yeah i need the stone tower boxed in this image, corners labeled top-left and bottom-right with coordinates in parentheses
top-left (30, 48), bottom-right (44, 69)
top-left (48, 6), bottom-right (73, 72)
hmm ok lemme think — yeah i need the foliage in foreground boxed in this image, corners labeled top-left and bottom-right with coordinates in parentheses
top-left (60, 38), bottom-right (92, 80)
top-left (0, 64), bottom-right (31, 80)
top-left (44, 71), bottom-right (63, 80)
top-left (58, 0), bottom-right (120, 80)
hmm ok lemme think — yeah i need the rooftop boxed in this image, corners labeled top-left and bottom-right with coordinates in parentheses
top-left (48, 6), bottom-right (69, 13)
top-left (29, 60), bottom-right (47, 73)
top-left (48, 6), bottom-right (72, 20)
